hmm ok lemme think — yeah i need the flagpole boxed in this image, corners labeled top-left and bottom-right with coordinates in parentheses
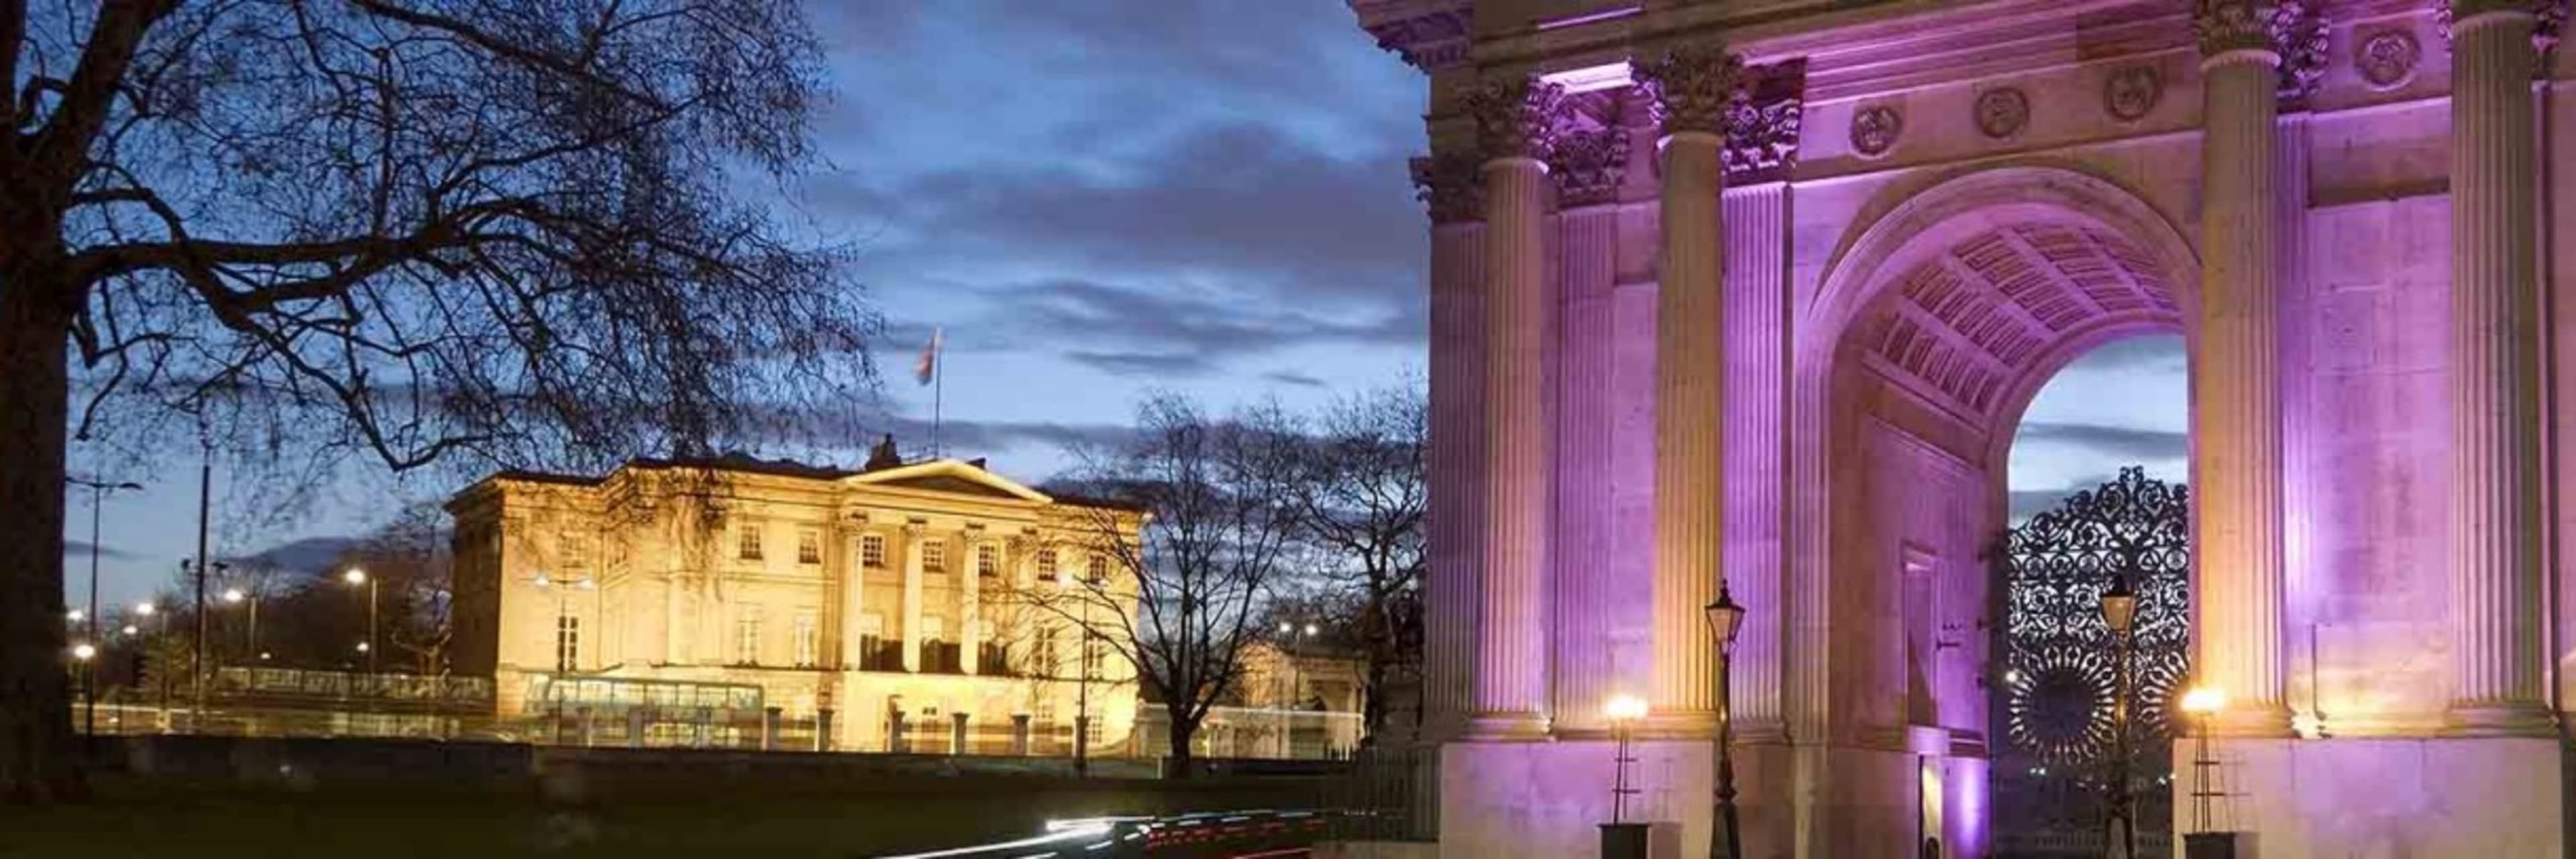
top-left (943, 346), bottom-right (953, 459)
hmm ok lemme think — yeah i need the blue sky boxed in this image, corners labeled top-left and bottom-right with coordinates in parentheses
top-left (58, 2), bottom-right (2184, 611)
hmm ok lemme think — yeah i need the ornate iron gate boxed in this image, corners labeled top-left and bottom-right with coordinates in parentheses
top-left (1990, 467), bottom-right (2190, 857)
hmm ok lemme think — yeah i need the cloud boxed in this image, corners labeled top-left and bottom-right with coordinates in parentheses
top-left (2008, 489), bottom-right (2076, 520)
top-left (62, 540), bottom-right (138, 561)
top-left (1262, 370), bottom-right (1328, 388)
top-left (1066, 350), bottom-right (1220, 376)
top-left (2072, 335), bottom-right (2188, 372)
top-left (2014, 421), bottom-right (2188, 462)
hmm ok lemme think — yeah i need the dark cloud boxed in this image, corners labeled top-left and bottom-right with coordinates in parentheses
top-left (2071, 335), bottom-right (2187, 372)
top-left (2014, 421), bottom-right (2188, 462)
top-left (1263, 371), bottom-right (1328, 388)
top-left (2009, 489), bottom-right (2075, 520)
top-left (1066, 350), bottom-right (1220, 376)
top-left (876, 415), bottom-right (1134, 460)
top-left (62, 540), bottom-right (138, 561)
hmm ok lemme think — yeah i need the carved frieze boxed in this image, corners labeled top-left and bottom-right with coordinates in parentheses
top-left (1723, 59), bottom-right (1806, 183)
top-left (1550, 94), bottom-right (1631, 207)
top-left (2273, 0), bottom-right (2331, 106)
top-left (1409, 152), bottom-right (1486, 224)
top-left (2357, 29), bottom-right (2422, 89)
top-left (1354, 0), bottom-right (1474, 72)
top-left (2194, 0), bottom-right (2276, 55)
top-left (2103, 66), bottom-right (2162, 121)
top-left (1638, 44), bottom-right (1743, 136)
top-left (1850, 105), bottom-right (1903, 158)
top-left (2433, 0), bottom-right (2565, 69)
top-left (1975, 88), bottom-right (2031, 139)
top-left (1462, 76), bottom-right (1566, 162)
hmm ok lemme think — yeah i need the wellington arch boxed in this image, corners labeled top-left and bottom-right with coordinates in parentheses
top-left (1353, 0), bottom-right (2576, 855)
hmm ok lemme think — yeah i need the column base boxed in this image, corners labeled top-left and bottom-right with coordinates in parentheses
top-left (2207, 703), bottom-right (2296, 738)
top-left (2174, 735), bottom-right (2565, 855)
top-left (1631, 711), bottom-right (1718, 740)
top-left (2444, 701), bottom-right (2557, 737)
top-left (1464, 711), bottom-right (1550, 740)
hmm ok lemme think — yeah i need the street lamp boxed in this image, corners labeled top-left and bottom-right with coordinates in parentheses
top-left (72, 643), bottom-right (97, 662)
top-left (1703, 581), bottom-right (1746, 859)
top-left (2180, 686), bottom-right (2226, 834)
top-left (1603, 694), bottom-right (1649, 823)
top-left (344, 568), bottom-right (378, 674)
top-left (222, 587), bottom-right (258, 666)
top-left (2099, 576), bottom-right (2139, 859)
top-left (66, 476), bottom-right (142, 736)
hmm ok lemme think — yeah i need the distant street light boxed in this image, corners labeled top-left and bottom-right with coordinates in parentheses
top-left (344, 568), bottom-right (378, 674)
top-left (121, 625), bottom-right (138, 636)
top-left (71, 644), bottom-right (97, 661)
top-left (66, 609), bottom-right (83, 623)
top-left (66, 476), bottom-right (142, 736)
top-left (134, 602), bottom-right (155, 616)
top-left (221, 587), bottom-right (260, 666)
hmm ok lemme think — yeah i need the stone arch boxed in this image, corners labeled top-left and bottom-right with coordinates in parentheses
top-left (1780, 162), bottom-right (2202, 852)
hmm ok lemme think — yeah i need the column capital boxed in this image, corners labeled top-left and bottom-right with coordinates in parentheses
top-left (2194, 0), bottom-right (2284, 58)
top-left (1409, 150), bottom-right (1487, 223)
top-left (1637, 44), bottom-right (1742, 137)
top-left (1721, 60), bottom-right (1806, 183)
top-left (1462, 75), bottom-right (1564, 164)
top-left (2437, 0), bottom-right (2569, 65)
top-left (1548, 95), bottom-right (1631, 207)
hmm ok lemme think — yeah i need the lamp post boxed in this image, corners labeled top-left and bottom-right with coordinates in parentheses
top-left (1601, 693), bottom-right (1652, 859)
top-left (221, 587), bottom-right (258, 666)
top-left (2179, 686), bottom-right (2226, 833)
top-left (1703, 582), bottom-right (1746, 859)
top-left (2099, 576), bottom-right (2139, 859)
top-left (66, 477), bottom-right (142, 736)
top-left (344, 568), bottom-right (378, 674)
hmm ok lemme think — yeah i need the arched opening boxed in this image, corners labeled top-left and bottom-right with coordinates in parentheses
top-left (1790, 165), bottom-right (2198, 857)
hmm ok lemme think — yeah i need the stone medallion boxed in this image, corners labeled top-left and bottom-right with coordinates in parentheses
top-left (1975, 88), bottom-right (2030, 140)
top-left (2357, 30), bottom-right (2420, 91)
top-left (2103, 66), bottom-right (2161, 121)
top-left (1849, 105), bottom-right (1902, 157)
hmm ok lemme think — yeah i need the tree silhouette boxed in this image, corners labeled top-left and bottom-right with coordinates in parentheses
top-left (0, 1), bottom-right (871, 802)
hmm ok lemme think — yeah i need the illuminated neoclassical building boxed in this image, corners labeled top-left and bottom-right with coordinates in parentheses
top-left (1357, 0), bottom-right (2576, 854)
top-left (446, 440), bottom-right (1140, 754)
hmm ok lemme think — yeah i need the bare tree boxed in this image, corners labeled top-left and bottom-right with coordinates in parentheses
top-left (1, 1), bottom-right (871, 801)
top-left (1283, 385), bottom-right (1426, 741)
top-left (1034, 395), bottom-right (1303, 776)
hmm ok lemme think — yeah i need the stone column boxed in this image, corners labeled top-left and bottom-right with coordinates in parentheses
top-left (1639, 46), bottom-right (1739, 728)
top-left (1412, 148), bottom-right (1487, 742)
top-left (963, 537), bottom-right (984, 676)
top-left (2191, 0), bottom-right (2291, 734)
top-left (2447, 0), bottom-right (2552, 733)
top-left (1461, 75), bottom-right (1560, 738)
top-left (900, 523), bottom-right (926, 672)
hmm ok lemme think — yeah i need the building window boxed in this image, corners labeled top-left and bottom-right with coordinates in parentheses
top-left (737, 522), bottom-right (763, 560)
top-left (555, 615), bottom-right (580, 672)
top-left (1086, 553), bottom-right (1108, 585)
top-left (1034, 627), bottom-right (1059, 677)
top-left (922, 539), bottom-right (948, 574)
top-left (1037, 549), bottom-right (1058, 580)
top-left (797, 528), bottom-right (822, 565)
top-left (734, 610), bottom-right (763, 666)
top-left (861, 534), bottom-right (887, 568)
top-left (858, 613), bottom-right (900, 672)
top-left (977, 544), bottom-right (1000, 578)
top-left (794, 612), bottom-right (818, 668)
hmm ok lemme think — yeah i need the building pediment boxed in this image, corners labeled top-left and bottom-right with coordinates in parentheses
top-left (845, 458), bottom-right (1053, 505)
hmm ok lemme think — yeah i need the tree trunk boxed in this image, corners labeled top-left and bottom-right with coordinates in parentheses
top-left (1163, 703), bottom-right (1197, 780)
top-left (0, 274), bottom-right (82, 804)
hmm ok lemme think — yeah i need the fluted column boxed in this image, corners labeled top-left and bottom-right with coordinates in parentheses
top-left (1413, 149), bottom-right (1488, 742)
top-left (2447, 0), bottom-right (2551, 734)
top-left (1723, 183), bottom-right (1789, 734)
top-left (1462, 77), bottom-right (1560, 738)
top-left (962, 537), bottom-right (985, 675)
top-left (2190, 0), bottom-right (2291, 735)
top-left (1638, 46), bottom-right (1739, 729)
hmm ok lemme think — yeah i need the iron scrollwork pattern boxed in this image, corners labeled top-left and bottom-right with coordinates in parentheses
top-left (1992, 466), bottom-right (2191, 856)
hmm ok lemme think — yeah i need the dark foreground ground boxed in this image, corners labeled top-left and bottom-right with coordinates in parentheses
top-left (0, 737), bottom-right (1347, 858)
top-left (0, 776), bottom-right (1333, 858)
